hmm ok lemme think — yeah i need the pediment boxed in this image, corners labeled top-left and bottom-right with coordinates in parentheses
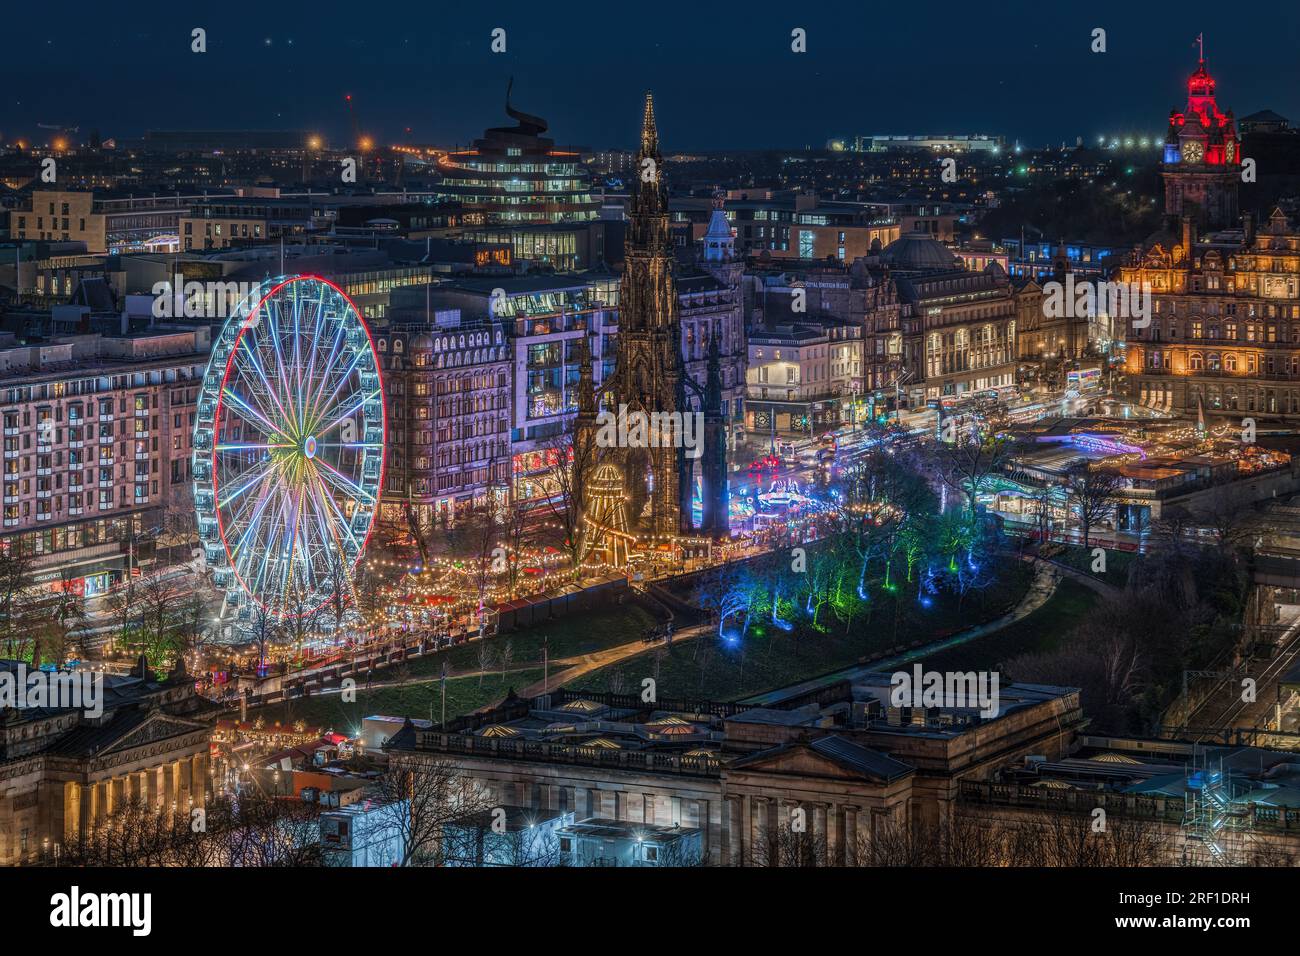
top-left (731, 747), bottom-right (865, 781)
top-left (103, 712), bottom-right (208, 755)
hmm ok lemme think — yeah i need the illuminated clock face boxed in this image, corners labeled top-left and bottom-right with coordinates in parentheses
top-left (1225, 141), bottom-right (1236, 163)
top-left (1182, 140), bottom-right (1204, 164)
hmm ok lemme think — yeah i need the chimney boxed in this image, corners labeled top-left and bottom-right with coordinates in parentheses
top-left (1243, 211), bottom-right (1255, 246)
top-left (1181, 215), bottom-right (1197, 258)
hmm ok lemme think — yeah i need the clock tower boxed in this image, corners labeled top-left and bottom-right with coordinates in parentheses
top-left (1160, 42), bottom-right (1240, 229)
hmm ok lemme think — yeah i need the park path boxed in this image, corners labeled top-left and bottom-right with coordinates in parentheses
top-left (509, 625), bottom-right (711, 701)
top-left (1018, 552), bottom-right (1120, 598)
top-left (279, 628), bottom-right (708, 705)
top-left (739, 559), bottom-right (1062, 706)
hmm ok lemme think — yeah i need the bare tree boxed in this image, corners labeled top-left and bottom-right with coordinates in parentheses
top-left (1065, 463), bottom-right (1125, 550)
top-left (372, 755), bottom-right (494, 866)
top-left (279, 583), bottom-right (326, 661)
top-left (858, 814), bottom-right (1008, 867)
top-left (133, 570), bottom-right (185, 669)
top-left (1005, 809), bottom-right (1172, 867)
top-left (470, 507), bottom-right (502, 638)
top-left (501, 498), bottom-right (530, 600)
top-left (61, 791), bottom-right (324, 867)
top-left (477, 641), bottom-right (494, 688)
top-left (854, 810), bottom-right (1171, 867)
top-left (1153, 503), bottom-right (1195, 552)
top-left (499, 639), bottom-right (514, 684)
top-left (173, 587), bottom-right (215, 670)
top-left (0, 546), bottom-right (35, 658)
top-left (751, 820), bottom-right (830, 867)
top-left (607, 669), bottom-right (628, 696)
top-left (32, 570), bottom-right (89, 666)
top-left (249, 604), bottom-right (282, 674)
top-left (441, 813), bottom-right (566, 867)
top-left (1192, 484), bottom-right (1257, 551)
top-left (933, 429), bottom-right (1011, 518)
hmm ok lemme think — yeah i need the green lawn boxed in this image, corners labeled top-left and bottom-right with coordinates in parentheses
top-left (395, 601), bottom-right (663, 680)
top-left (923, 577), bottom-right (1100, 673)
top-left (250, 668), bottom-right (545, 734)
top-left (570, 562), bottom-right (1041, 703)
top-left (1042, 542), bottom-right (1136, 589)
top-left (248, 598), bottom-right (663, 731)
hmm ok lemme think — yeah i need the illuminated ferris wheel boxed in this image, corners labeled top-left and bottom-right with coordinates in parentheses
top-left (193, 275), bottom-right (386, 623)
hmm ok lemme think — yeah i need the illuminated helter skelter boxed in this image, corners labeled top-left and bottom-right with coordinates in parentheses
top-left (192, 275), bottom-right (385, 630)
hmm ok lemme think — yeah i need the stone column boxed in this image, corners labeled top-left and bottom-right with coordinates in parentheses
top-left (94, 781), bottom-right (109, 823)
top-left (59, 781), bottom-right (77, 845)
top-left (726, 798), bottom-right (742, 866)
top-left (823, 803), bottom-right (840, 866)
top-left (162, 761), bottom-right (176, 811)
top-left (742, 795), bottom-right (755, 866)
top-left (844, 807), bottom-right (859, 866)
top-left (192, 754), bottom-right (208, 808)
top-left (76, 784), bottom-right (92, 841)
top-left (749, 797), bottom-right (767, 866)
top-left (699, 799), bottom-right (715, 864)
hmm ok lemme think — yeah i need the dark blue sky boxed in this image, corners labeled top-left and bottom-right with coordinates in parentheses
top-left (3, 0), bottom-right (1298, 151)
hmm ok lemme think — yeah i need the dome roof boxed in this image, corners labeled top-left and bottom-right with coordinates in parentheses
top-left (880, 230), bottom-right (957, 271)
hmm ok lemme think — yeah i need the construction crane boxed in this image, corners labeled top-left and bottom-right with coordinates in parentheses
top-left (344, 94), bottom-right (359, 149)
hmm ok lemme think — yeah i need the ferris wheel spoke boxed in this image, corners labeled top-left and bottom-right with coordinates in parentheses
top-left (313, 457), bottom-right (377, 503)
top-left (215, 442), bottom-right (294, 452)
top-left (228, 472), bottom-right (283, 562)
top-left (300, 289), bottom-right (328, 429)
top-left (315, 390), bottom-right (381, 438)
top-left (316, 442), bottom-right (382, 451)
top-left (277, 485), bottom-right (310, 610)
top-left (311, 347), bottom-right (369, 428)
top-left (307, 466), bottom-right (361, 553)
top-left (237, 331), bottom-right (296, 431)
top-left (223, 458), bottom-right (289, 536)
top-left (222, 374), bottom-right (289, 441)
top-left (243, 500), bottom-right (285, 607)
top-left (290, 289), bottom-right (317, 429)
top-left (216, 455), bottom-right (278, 510)
top-left (305, 319), bottom-right (347, 425)
top-left (262, 300), bottom-right (301, 433)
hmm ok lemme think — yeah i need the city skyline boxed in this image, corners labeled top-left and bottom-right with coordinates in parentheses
top-left (5, 0), bottom-right (1300, 917)
top-left (3, 1), bottom-right (1300, 150)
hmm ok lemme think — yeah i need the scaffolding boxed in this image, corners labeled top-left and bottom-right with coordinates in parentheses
top-left (1181, 750), bottom-right (1255, 866)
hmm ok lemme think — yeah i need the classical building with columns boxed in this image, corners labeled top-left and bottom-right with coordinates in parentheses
top-left (0, 659), bottom-right (217, 865)
top-left (386, 676), bottom-right (1084, 866)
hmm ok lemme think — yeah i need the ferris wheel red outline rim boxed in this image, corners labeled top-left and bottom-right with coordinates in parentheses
top-left (210, 274), bottom-right (387, 618)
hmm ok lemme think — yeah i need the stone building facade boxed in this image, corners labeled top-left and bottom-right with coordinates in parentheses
top-left (387, 677), bottom-right (1084, 866)
top-left (1123, 209), bottom-right (1300, 418)
top-left (0, 660), bottom-right (217, 865)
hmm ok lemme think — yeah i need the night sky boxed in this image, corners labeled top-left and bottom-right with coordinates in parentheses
top-left (3, 0), bottom-right (1299, 151)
